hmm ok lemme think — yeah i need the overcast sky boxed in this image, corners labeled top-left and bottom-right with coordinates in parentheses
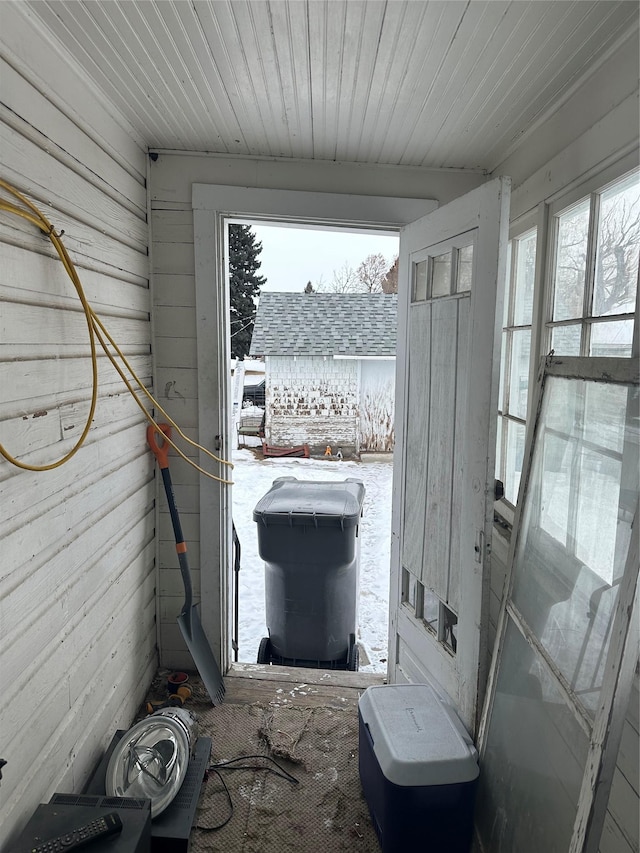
top-left (249, 222), bottom-right (399, 293)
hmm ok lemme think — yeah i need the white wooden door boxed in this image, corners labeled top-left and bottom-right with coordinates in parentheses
top-left (389, 178), bottom-right (510, 735)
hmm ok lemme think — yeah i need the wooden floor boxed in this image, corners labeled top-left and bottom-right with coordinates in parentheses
top-left (223, 661), bottom-right (385, 706)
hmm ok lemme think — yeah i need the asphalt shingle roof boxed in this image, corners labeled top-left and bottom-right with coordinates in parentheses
top-left (249, 292), bottom-right (397, 357)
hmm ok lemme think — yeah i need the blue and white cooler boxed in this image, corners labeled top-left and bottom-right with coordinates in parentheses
top-left (358, 683), bottom-right (479, 853)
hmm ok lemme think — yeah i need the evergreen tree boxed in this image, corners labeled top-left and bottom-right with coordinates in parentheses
top-left (229, 224), bottom-right (266, 359)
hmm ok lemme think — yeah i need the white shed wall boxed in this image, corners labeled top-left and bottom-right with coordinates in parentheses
top-left (0, 6), bottom-right (154, 847)
top-left (266, 355), bottom-right (359, 452)
top-left (359, 360), bottom-right (395, 452)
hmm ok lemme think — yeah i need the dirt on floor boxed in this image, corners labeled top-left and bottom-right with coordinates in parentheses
top-left (143, 664), bottom-right (385, 853)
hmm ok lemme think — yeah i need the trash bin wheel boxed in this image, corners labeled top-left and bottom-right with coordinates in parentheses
top-left (347, 633), bottom-right (359, 672)
top-left (257, 637), bottom-right (272, 665)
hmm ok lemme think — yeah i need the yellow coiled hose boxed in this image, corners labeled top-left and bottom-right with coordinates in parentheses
top-left (0, 177), bottom-right (233, 483)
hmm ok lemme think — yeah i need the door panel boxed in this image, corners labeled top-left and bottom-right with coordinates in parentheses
top-left (390, 177), bottom-right (511, 735)
top-left (422, 297), bottom-right (458, 600)
top-left (403, 301), bottom-right (431, 577)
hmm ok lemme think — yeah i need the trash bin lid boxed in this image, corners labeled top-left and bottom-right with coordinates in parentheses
top-left (253, 477), bottom-right (365, 528)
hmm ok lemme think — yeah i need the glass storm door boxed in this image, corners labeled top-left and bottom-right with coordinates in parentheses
top-left (390, 177), bottom-right (511, 735)
top-left (476, 356), bottom-right (639, 853)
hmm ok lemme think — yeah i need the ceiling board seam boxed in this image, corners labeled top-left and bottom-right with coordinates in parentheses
top-left (417, 2), bottom-right (511, 168)
top-left (100, 2), bottom-right (210, 150)
top-left (370, 1), bottom-right (430, 165)
top-left (349, 0), bottom-right (389, 160)
top-left (396, 1), bottom-right (470, 165)
top-left (56, 0), bottom-right (179, 145)
top-left (229, 1), bottom-right (282, 156)
top-left (164, 0), bottom-right (245, 151)
top-left (190, 0), bottom-right (252, 153)
top-left (132, 2), bottom-right (222, 150)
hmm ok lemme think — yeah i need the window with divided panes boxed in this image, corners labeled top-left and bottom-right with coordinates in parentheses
top-left (497, 168), bottom-right (639, 508)
top-left (549, 170), bottom-right (639, 356)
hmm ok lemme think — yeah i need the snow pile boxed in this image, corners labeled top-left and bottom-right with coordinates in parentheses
top-left (230, 448), bottom-right (392, 672)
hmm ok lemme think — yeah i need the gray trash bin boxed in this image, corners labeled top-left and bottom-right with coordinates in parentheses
top-left (253, 476), bottom-right (365, 670)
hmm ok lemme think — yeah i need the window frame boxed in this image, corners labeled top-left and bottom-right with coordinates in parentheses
top-left (496, 212), bottom-right (539, 511)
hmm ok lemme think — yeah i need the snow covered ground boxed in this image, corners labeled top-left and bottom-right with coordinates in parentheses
top-left (229, 446), bottom-right (393, 672)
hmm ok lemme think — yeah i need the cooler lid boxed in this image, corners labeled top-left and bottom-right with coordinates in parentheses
top-left (359, 684), bottom-right (479, 787)
top-left (253, 477), bottom-right (365, 528)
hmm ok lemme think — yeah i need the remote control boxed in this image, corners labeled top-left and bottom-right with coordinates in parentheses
top-left (30, 812), bottom-right (123, 852)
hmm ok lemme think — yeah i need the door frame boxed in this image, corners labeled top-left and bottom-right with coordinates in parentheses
top-left (192, 184), bottom-right (439, 671)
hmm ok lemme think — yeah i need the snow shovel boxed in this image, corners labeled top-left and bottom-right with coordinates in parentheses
top-left (147, 423), bottom-right (225, 705)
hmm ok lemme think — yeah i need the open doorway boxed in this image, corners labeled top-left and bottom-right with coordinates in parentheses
top-left (227, 220), bottom-right (399, 672)
top-left (191, 183), bottom-right (437, 677)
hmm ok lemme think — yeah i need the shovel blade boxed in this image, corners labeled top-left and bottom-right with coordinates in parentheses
top-left (177, 605), bottom-right (225, 705)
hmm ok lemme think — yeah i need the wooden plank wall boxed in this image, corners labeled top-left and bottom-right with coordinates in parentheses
top-left (149, 194), bottom-right (202, 671)
top-left (0, 6), bottom-right (155, 846)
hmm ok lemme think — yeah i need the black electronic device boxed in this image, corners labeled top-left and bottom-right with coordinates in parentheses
top-left (11, 795), bottom-right (150, 853)
top-left (28, 811), bottom-right (122, 852)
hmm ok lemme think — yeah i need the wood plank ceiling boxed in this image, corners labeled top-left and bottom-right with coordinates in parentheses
top-left (25, 0), bottom-right (638, 170)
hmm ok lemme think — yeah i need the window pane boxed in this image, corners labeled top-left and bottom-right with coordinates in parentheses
top-left (431, 251), bottom-right (452, 297)
top-left (514, 231), bottom-right (536, 325)
top-left (442, 605), bottom-right (457, 653)
top-left (423, 589), bottom-right (439, 634)
top-left (496, 416), bottom-right (504, 480)
top-left (553, 200), bottom-right (590, 321)
top-left (551, 323), bottom-right (581, 355)
top-left (589, 319), bottom-right (634, 357)
top-left (413, 260), bottom-right (427, 302)
top-left (402, 567), bottom-right (419, 610)
top-left (503, 241), bottom-right (512, 326)
top-left (505, 419), bottom-right (526, 505)
top-left (539, 432), bottom-right (570, 546)
top-left (575, 449), bottom-right (622, 583)
top-left (512, 377), bottom-right (638, 717)
top-left (584, 381), bottom-right (627, 453)
top-left (508, 329), bottom-right (531, 419)
top-left (456, 244), bottom-right (474, 293)
top-left (593, 172), bottom-right (640, 317)
top-left (476, 619), bottom-right (589, 853)
top-left (498, 331), bottom-right (507, 412)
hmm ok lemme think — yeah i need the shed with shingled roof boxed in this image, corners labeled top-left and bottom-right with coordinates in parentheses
top-left (250, 292), bottom-right (397, 455)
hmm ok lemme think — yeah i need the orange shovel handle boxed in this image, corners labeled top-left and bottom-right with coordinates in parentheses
top-left (146, 423), bottom-right (172, 469)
